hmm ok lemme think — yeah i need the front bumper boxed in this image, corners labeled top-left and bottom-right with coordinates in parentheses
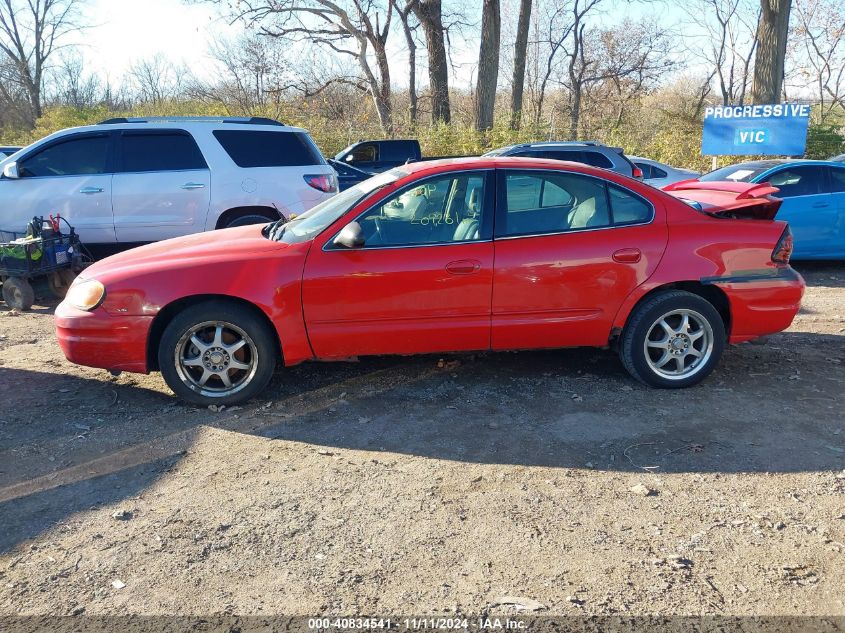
top-left (704, 267), bottom-right (805, 343)
top-left (55, 301), bottom-right (153, 373)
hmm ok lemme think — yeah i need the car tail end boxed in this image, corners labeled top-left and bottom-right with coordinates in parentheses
top-left (663, 180), bottom-right (805, 343)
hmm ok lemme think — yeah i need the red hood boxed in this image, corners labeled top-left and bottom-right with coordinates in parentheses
top-left (84, 225), bottom-right (287, 281)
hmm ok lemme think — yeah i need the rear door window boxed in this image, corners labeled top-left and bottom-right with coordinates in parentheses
top-left (214, 130), bottom-right (323, 167)
top-left (500, 171), bottom-right (610, 236)
top-left (20, 134), bottom-right (110, 177)
top-left (828, 167), bottom-right (845, 192)
top-left (119, 131), bottom-right (207, 172)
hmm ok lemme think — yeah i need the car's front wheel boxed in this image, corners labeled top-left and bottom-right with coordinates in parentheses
top-left (158, 300), bottom-right (277, 405)
top-left (619, 290), bottom-right (725, 388)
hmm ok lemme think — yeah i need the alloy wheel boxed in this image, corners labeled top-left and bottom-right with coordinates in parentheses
top-left (643, 309), bottom-right (714, 380)
top-left (173, 320), bottom-right (259, 397)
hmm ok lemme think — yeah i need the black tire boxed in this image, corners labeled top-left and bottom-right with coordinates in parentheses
top-left (619, 290), bottom-right (725, 389)
top-left (2, 277), bottom-right (35, 311)
top-left (158, 300), bottom-right (278, 405)
top-left (224, 212), bottom-right (277, 228)
top-left (47, 269), bottom-right (77, 299)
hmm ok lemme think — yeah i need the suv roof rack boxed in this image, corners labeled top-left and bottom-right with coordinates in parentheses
top-left (97, 116), bottom-right (285, 126)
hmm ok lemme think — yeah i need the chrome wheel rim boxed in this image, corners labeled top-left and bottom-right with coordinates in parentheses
top-left (643, 309), bottom-right (714, 380)
top-left (174, 321), bottom-right (259, 397)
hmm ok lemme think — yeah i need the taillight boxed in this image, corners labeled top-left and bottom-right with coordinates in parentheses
top-left (632, 166), bottom-right (644, 179)
top-left (772, 226), bottom-right (793, 264)
top-left (304, 173), bottom-right (338, 193)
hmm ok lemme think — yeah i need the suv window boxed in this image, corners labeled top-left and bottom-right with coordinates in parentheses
top-left (120, 131), bottom-right (207, 173)
top-left (516, 149), bottom-right (614, 170)
top-left (766, 166), bottom-right (825, 197)
top-left (20, 134), bottom-right (110, 177)
top-left (578, 151), bottom-right (614, 169)
top-left (214, 130), bottom-right (323, 168)
top-left (353, 172), bottom-right (487, 247)
top-left (501, 171), bottom-right (610, 236)
top-left (636, 162), bottom-right (667, 179)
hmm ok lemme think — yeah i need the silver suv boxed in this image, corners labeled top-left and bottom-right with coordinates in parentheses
top-left (0, 117), bottom-right (336, 246)
top-left (484, 141), bottom-right (642, 179)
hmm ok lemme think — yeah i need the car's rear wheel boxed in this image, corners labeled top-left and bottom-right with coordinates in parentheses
top-left (619, 290), bottom-right (725, 388)
top-left (158, 300), bottom-right (277, 405)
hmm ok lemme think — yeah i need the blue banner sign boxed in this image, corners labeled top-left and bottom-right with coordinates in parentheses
top-left (702, 103), bottom-right (811, 156)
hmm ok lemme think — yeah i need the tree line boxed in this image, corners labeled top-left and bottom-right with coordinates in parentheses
top-left (1, 0), bottom-right (843, 167)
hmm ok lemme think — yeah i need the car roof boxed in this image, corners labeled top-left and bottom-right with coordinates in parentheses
top-left (43, 119), bottom-right (309, 138)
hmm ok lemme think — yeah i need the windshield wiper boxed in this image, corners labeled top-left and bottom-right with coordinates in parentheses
top-left (263, 218), bottom-right (289, 241)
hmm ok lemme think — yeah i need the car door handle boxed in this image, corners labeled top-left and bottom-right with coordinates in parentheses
top-left (445, 259), bottom-right (481, 275)
top-left (612, 248), bottom-right (642, 264)
top-left (812, 202), bottom-right (829, 208)
top-left (181, 182), bottom-right (205, 190)
top-left (79, 186), bottom-right (104, 194)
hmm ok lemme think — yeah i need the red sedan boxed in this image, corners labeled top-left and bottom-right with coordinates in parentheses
top-left (55, 157), bottom-right (804, 405)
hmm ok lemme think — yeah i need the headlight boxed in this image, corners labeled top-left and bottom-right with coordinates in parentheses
top-left (65, 278), bottom-right (106, 311)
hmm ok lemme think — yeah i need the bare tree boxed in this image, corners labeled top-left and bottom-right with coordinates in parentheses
top-left (475, 0), bottom-right (500, 131)
top-left (789, 0), bottom-right (845, 120)
top-left (127, 54), bottom-right (190, 106)
top-left (392, 0), bottom-right (418, 124)
top-left (411, 0), bottom-right (451, 123)
top-left (206, 0), bottom-right (396, 133)
top-left (50, 51), bottom-right (101, 108)
top-left (0, 0), bottom-right (87, 125)
top-left (752, 0), bottom-right (791, 103)
top-left (509, 0), bottom-right (532, 129)
top-left (681, 0), bottom-right (760, 105)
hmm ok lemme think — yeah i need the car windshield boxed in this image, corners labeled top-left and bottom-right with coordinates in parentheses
top-left (699, 162), bottom-right (781, 182)
top-left (267, 168), bottom-right (405, 244)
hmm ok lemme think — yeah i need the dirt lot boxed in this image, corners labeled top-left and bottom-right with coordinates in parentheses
top-left (0, 263), bottom-right (844, 619)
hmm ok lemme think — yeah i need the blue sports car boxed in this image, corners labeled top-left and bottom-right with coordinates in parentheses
top-left (696, 159), bottom-right (845, 259)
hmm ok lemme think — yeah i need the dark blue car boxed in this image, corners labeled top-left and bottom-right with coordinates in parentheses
top-left (698, 159), bottom-right (845, 259)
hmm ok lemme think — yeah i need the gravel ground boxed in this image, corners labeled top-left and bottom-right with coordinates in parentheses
top-left (0, 263), bottom-right (843, 619)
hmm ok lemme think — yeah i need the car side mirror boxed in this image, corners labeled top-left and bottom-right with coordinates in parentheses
top-left (2, 161), bottom-right (19, 179)
top-left (333, 221), bottom-right (365, 249)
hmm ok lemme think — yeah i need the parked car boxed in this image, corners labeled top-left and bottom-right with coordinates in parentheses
top-left (328, 158), bottom-right (372, 191)
top-left (56, 156), bottom-right (803, 406)
top-left (333, 139), bottom-right (463, 174)
top-left (484, 141), bottom-right (643, 179)
top-left (0, 146), bottom-right (22, 159)
top-left (830, 153), bottom-right (845, 162)
top-left (629, 156), bottom-right (700, 188)
top-left (0, 117), bottom-right (336, 246)
top-left (690, 159), bottom-right (845, 259)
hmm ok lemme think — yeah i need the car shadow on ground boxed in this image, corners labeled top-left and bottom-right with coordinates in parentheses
top-left (1, 328), bottom-right (843, 554)
top-left (793, 261), bottom-right (845, 288)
